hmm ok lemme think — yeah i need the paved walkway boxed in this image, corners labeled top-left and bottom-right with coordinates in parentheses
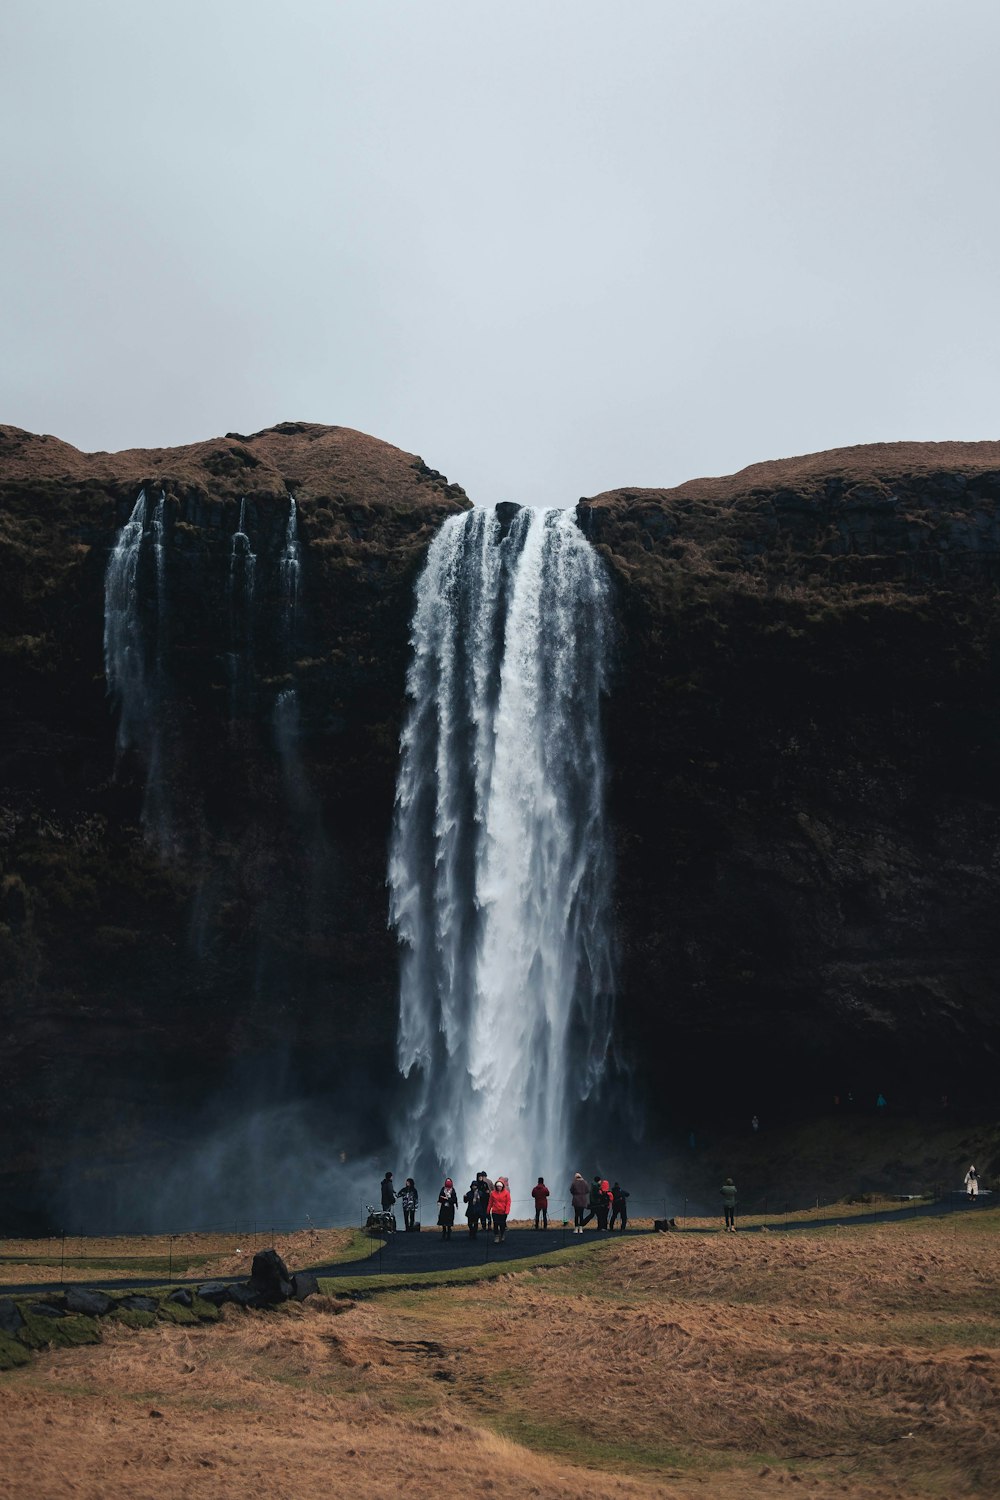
top-left (1, 1196), bottom-right (986, 1297)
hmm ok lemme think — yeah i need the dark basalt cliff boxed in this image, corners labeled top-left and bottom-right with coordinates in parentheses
top-left (0, 422), bottom-right (468, 1224)
top-left (2, 427), bottom-right (999, 1225)
top-left (579, 441), bottom-right (1000, 1120)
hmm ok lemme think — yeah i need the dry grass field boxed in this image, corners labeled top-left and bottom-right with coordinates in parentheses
top-left (0, 1226), bottom-right (367, 1284)
top-left (1, 1209), bottom-right (998, 1499)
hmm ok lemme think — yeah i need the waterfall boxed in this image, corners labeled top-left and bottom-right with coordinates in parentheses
top-left (103, 489), bottom-right (169, 847)
top-left (229, 497), bottom-right (256, 608)
top-left (227, 497), bottom-right (256, 714)
top-left (388, 506), bottom-right (615, 1204)
top-left (280, 496), bottom-right (301, 639)
top-left (104, 489), bottom-right (150, 756)
top-left (273, 496), bottom-right (305, 788)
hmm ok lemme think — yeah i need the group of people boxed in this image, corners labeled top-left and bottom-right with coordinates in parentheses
top-left (382, 1162), bottom-right (987, 1241)
top-left (381, 1170), bottom-right (513, 1243)
top-left (568, 1174), bottom-right (630, 1232)
top-left (379, 1170), bottom-right (632, 1240)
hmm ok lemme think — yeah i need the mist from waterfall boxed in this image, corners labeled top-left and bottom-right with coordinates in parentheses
top-left (388, 506), bottom-right (615, 1208)
top-left (103, 488), bottom-right (170, 847)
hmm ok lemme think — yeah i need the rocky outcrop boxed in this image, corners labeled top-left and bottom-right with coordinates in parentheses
top-left (3, 425), bottom-right (1000, 1226)
top-left (578, 441), bottom-right (1000, 1121)
top-left (0, 423), bottom-right (468, 1227)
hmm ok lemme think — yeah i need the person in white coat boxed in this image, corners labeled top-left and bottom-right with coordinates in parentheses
top-left (964, 1165), bottom-right (979, 1201)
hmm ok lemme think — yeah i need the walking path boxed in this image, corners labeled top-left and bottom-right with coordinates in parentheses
top-left (0, 1195), bottom-right (984, 1298)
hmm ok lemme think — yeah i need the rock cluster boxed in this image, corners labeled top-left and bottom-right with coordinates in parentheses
top-left (198, 1248), bottom-right (319, 1308)
top-left (0, 1250), bottom-right (319, 1368)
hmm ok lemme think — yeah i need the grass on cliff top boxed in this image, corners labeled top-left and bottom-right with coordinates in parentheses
top-left (1, 1206), bottom-right (998, 1499)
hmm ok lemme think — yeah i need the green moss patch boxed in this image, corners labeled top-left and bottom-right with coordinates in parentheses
top-left (109, 1309), bottom-right (157, 1330)
top-left (15, 1308), bottom-right (101, 1352)
top-left (0, 1329), bottom-right (31, 1369)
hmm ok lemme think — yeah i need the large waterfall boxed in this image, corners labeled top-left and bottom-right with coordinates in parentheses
top-left (388, 506), bottom-right (615, 1208)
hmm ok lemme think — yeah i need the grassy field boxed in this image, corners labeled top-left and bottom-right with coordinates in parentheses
top-left (1, 1206), bottom-right (997, 1497)
top-left (0, 1226), bottom-right (372, 1284)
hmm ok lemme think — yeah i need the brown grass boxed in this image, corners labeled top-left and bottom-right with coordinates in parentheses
top-left (2, 1211), bottom-right (998, 1498)
top-left (0, 1226), bottom-right (363, 1284)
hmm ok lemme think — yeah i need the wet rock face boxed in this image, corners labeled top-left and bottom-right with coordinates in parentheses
top-left (580, 441), bottom-right (1000, 1120)
top-left (3, 425), bottom-right (1000, 1225)
top-left (0, 423), bottom-right (468, 1227)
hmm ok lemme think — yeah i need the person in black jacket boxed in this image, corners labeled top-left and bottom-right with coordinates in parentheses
top-left (476, 1171), bottom-right (493, 1233)
top-left (380, 1172), bottom-right (396, 1211)
top-left (609, 1181), bottom-right (630, 1231)
top-left (463, 1179), bottom-right (481, 1238)
top-left (399, 1178), bottom-right (419, 1232)
top-left (582, 1175), bottom-right (602, 1228)
top-left (437, 1178), bottom-right (458, 1239)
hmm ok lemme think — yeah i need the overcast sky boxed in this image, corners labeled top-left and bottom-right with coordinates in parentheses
top-left (2, 1), bottom-right (998, 506)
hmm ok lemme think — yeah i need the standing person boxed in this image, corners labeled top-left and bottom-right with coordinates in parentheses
top-left (609, 1181), bottom-right (630, 1231)
top-left (437, 1178), bottom-right (458, 1239)
top-left (721, 1177), bottom-right (737, 1231)
top-left (595, 1179), bottom-right (612, 1231)
top-left (531, 1177), bottom-right (550, 1229)
top-left (477, 1171), bottom-right (493, 1234)
top-left (570, 1172), bottom-right (589, 1233)
top-left (582, 1175), bottom-right (602, 1228)
top-left (964, 1165), bottom-right (979, 1202)
top-left (489, 1176), bottom-right (511, 1243)
top-left (380, 1172), bottom-right (396, 1212)
top-left (463, 1179), bottom-right (481, 1238)
top-left (399, 1178), bottom-right (419, 1233)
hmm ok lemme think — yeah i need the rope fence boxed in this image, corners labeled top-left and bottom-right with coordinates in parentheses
top-left (1, 1181), bottom-right (990, 1285)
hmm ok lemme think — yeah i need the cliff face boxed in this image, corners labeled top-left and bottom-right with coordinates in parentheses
top-left (2, 427), bottom-right (1000, 1226)
top-left (578, 441), bottom-right (1000, 1120)
top-left (0, 423), bottom-right (468, 1224)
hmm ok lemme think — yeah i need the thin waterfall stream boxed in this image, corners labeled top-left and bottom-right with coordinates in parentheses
top-left (388, 506), bottom-right (615, 1204)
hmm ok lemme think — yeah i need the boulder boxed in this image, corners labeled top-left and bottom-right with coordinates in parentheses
top-left (28, 1302), bottom-right (66, 1318)
top-left (249, 1249), bottom-right (293, 1303)
top-left (66, 1288), bottom-right (114, 1317)
top-left (117, 1295), bottom-right (157, 1313)
top-left (196, 1282), bottom-right (232, 1305)
top-left (227, 1282), bottom-right (265, 1308)
top-left (166, 1288), bottom-right (193, 1307)
top-left (291, 1271), bottom-right (319, 1302)
top-left (0, 1298), bottom-right (24, 1334)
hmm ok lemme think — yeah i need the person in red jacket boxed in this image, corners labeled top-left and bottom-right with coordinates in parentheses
top-left (596, 1179), bottom-right (613, 1231)
top-left (531, 1176), bottom-right (550, 1230)
top-left (488, 1176), bottom-right (511, 1243)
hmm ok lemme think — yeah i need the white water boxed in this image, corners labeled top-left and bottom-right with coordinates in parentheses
top-left (280, 496), bottom-right (300, 638)
top-left (104, 489), bottom-right (149, 756)
top-left (104, 489), bottom-right (169, 846)
top-left (273, 497), bottom-right (307, 800)
top-left (388, 506), bottom-right (615, 1208)
top-left (227, 497), bottom-right (256, 715)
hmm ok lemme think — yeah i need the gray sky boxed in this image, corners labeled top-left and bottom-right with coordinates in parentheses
top-left (3, 1), bottom-right (998, 507)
